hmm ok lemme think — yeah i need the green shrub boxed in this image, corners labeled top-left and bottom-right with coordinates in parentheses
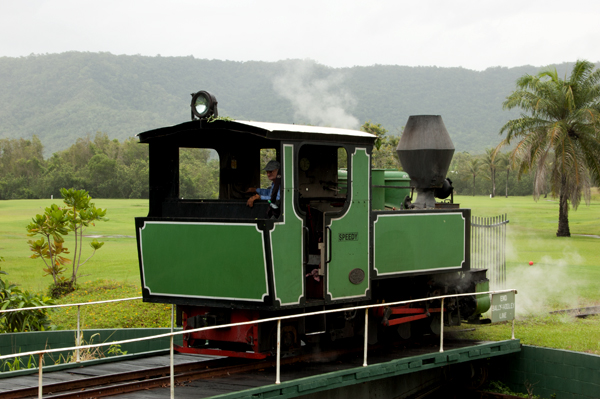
top-left (0, 269), bottom-right (55, 332)
top-left (47, 278), bottom-right (77, 299)
top-left (484, 380), bottom-right (543, 398)
top-left (2, 354), bottom-right (36, 372)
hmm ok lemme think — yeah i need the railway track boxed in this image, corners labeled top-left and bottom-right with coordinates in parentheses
top-left (550, 305), bottom-right (600, 318)
top-left (0, 337), bottom-right (483, 399)
top-left (0, 348), bottom-right (352, 399)
top-left (1, 357), bottom-right (251, 399)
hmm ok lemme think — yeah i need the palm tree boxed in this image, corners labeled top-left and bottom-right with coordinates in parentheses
top-left (464, 158), bottom-right (481, 196)
top-left (494, 151), bottom-right (512, 198)
top-left (482, 148), bottom-right (498, 197)
top-left (499, 60), bottom-right (600, 237)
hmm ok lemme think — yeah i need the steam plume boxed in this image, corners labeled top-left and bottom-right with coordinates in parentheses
top-left (505, 249), bottom-right (582, 316)
top-left (273, 59), bottom-right (359, 129)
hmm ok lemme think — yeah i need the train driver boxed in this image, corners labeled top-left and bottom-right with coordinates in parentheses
top-left (245, 160), bottom-right (281, 208)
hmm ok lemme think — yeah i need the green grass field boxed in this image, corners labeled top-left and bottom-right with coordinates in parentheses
top-left (0, 198), bottom-right (148, 292)
top-left (456, 193), bottom-right (600, 308)
top-left (1, 193), bottom-right (599, 353)
top-left (453, 192), bottom-right (600, 355)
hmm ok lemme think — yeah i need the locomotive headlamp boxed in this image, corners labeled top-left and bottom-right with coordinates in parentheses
top-left (190, 91), bottom-right (218, 120)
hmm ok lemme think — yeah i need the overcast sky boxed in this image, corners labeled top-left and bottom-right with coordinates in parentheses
top-left (1, 0), bottom-right (599, 71)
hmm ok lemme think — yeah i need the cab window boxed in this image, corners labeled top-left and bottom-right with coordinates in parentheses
top-left (297, 144), bottom-right (347, 205)
top-left (179, 148), bottom-right (219, 199)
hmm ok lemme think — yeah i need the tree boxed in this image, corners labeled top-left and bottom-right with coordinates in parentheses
top-left (463, 158), bottom-right (481, 196)
top-left (481, 148), bottom-right (498, 197)
top-left (499, 60), bottom-right (600, 237)
top-left (361, 121), bottom-right (402, 169)
top-left (117, 159), bottom-right (149, 199)
top-left (60, 188), bottom-right (107, 285)
top-left (26, 204), bottom-right (71, 285)
top-left (361, 121), bottom-right (388, 150)
top-left (40, 155), bottom-right (81, 198)
top-left (87, 153), bottom-right (118, 197)
top-left (179, 149), bottom-right (219, 199)
top-left (26, 188), bottom-right (107, 295)
top-left (495, 152), bottom-right (512, 198)
top-left (0, 136), bottom-right (46, 199)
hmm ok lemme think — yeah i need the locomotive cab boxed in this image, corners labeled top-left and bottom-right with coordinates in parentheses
top-left (136, 116), bottom-right (375, 311)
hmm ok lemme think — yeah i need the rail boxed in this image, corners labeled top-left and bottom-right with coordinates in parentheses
top-left (0, 289), bottom-right (518, 399)
top-left (0, 296), bottom-right (144, 364)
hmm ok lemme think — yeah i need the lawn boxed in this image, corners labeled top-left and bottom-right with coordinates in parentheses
top-left (0, 198), bottom-right (148, 292)
top-left (452, 192), bottom-right (600, 355)
top-left (1, 193), bottom-right (599, 353)
top-left (456, 193), bottom-right (600, 308)
top-left (0, 198), bottom-right (172, 330)
top-left (50, 279), bottom-right (172, 330)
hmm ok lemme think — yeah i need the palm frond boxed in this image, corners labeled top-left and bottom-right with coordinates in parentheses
top-left (499, 59), bottom-right (600, 214)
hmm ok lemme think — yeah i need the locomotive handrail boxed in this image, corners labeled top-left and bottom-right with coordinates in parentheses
top-left (0, 296), bottom-right (143, 365)
top-left (0, 289), bottom-right (517, 399)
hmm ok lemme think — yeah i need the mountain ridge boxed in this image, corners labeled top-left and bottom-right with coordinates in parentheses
top-left (0, 52), bottom-right (573, 156)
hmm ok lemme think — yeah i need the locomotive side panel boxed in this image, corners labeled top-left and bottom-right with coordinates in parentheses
top-left (325, 147), bottom-right (370, 300)
top-left (372, 210), bottom-right (469, 277)
top-left (270, 144), bottom-right (304, 305)
top-left (138, 221), bottom-right (269, 301)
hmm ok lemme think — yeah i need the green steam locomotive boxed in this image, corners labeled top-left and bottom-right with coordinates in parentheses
top-left (135, 91), bottom-right (490, 359)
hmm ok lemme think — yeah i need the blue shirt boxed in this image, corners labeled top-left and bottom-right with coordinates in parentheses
top-left (256, 183), bottom-right (280, 201)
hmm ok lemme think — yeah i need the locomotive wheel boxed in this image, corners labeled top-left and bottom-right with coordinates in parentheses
top-left (397, 322), bottom-right (411, 339)
top-left (430, 314), bottom-right (441, 336)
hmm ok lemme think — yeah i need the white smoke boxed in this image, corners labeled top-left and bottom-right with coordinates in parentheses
top-left (506, 249), bottom-right (583, 316)
top-left (273, 59), bottom-right (360, 129)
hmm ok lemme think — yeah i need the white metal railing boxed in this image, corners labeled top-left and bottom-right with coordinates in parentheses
top-left (0, 289), bottom-right (517, 399)
top-left (0, 296), bottom-right (144, 363)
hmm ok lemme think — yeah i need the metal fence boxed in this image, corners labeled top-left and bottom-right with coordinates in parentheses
top-left (0, 290), bottom-right (518, 399)
top-left (471, 214), bottom-right (509, 289)
top-left (0, 296), bottom-right (145, 364)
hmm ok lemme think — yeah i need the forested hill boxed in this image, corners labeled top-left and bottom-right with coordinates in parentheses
top-left (0, 52), bottom-right (569, 156)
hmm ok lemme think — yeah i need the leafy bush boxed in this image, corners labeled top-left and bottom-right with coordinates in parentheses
top-left (47, 278), bottom-right (77, 299)
top-left (0, 269), bottom-right (55, 332)
top-left (484, 381), bottom-right (542, 399)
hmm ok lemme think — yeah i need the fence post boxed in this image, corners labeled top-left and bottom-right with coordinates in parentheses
top-left (502, 215), bottom-right (506, 287)
top-left (170, 335), bottom-right (175, 399)
top-left (76, 305), bottom-right (81, 363)
top-left (276, 319), bottom-right (281, 384)
top-left (439, 298), bottom-right (444, 353)
top-left (512, 295), bottom-right (516, 340)
top-left (363, 308), bottom-right (369, 367)
top-left (38, 353), bottom-right (43, 399)
top-left (169, 304), bottom-right (175, 398)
